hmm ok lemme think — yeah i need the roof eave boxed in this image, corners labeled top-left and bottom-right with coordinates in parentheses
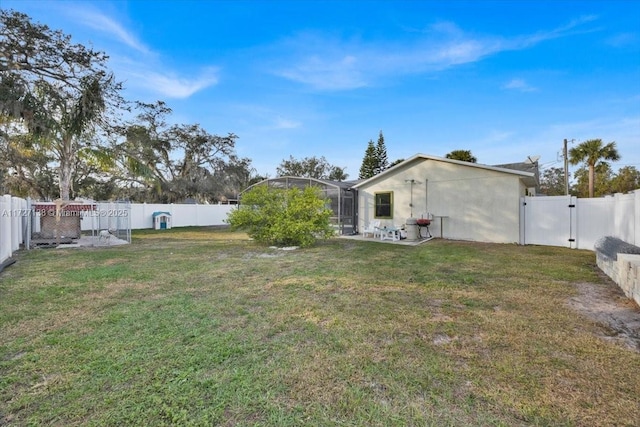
top-left (352, 154), bottom-right (534, 188)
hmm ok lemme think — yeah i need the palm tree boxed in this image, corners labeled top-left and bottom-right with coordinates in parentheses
top-left (569, 139), bottom-right (620, 198)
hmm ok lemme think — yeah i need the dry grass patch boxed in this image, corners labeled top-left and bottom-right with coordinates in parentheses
top-left (1, 229), bottom-right (639, 426)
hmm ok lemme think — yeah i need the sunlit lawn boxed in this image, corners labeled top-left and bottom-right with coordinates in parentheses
top-left (1, 227), bottom-right (638, 426)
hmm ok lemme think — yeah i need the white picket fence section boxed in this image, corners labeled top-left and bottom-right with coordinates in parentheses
top-left (520, 190), bottom-right (639, 250)
top-left (0, 194), bottom-right (28, 265)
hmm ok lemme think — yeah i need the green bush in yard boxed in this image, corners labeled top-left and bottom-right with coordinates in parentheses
top-left (227, 185), bottom-right (334, 247)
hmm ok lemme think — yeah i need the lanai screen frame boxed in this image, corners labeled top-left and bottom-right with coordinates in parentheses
top-left (240, 176), bottom-right (357, 235)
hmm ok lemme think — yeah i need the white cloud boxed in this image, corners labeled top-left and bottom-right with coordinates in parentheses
top-left (136, 68), bottom-right (220, 99)
top-left (279, 54), bottom-right (366, 91)
top-left (273, 116), bottom-right (302, 130)
top-left (60, 6), bottom-right (221, 99)
top-left (271, 33), bottom-right (368, 90)
top-left (518, 15), bottom-right (598, 47)
top-left (605, 32), bottom-right (638, 48)
top-left (69, 8), bottom-right (151, 54)
top-left (274, 16), bottom-right (598, 91)
top-left (503, 78), bottom-right (538, 92)
top-left (226, 104), bottom-right (305, 133)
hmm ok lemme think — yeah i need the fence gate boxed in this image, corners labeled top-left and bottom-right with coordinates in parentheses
top-left (520, 196), bottom-right (578, 248)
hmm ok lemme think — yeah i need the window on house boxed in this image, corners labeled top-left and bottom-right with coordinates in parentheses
top-left (374, 191), bottom-right (393, 218)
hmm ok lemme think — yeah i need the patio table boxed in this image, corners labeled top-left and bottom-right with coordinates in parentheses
top-left (380, 226), bottom-right (401, 241)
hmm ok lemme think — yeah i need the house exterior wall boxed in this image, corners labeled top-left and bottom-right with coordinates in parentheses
top-left (357, 158), bottom-right (526, 243)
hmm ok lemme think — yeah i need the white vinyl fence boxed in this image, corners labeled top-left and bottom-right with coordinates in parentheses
top-left (4, 190), bottom-right (637, 264)
top-left (80, 202), bottom-right (236, 231)
top-left (1, 197), bottom-right (234, 269)
top-left (520, 190), bottom-right (639, 250)
top-left (0, 194), bottom-right (28, 266)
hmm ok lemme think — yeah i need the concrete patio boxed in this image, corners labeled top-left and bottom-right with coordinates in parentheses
top-left (339, 234), bottom-right (435, 246)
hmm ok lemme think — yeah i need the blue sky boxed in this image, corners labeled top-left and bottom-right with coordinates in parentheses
top-left (4, 0), bottom-right (640, 180)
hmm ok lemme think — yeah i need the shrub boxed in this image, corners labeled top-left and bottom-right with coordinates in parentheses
top-left (227, 185), bottom-right (334, 247)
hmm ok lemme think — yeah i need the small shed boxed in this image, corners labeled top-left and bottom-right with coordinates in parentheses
top-left (33, 200), bottom-right (97, 239)
top-left (153, 211), bottom-right (172, 230)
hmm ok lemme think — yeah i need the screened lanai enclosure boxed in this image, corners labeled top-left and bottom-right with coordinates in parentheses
top-left (241, 177), bottom-right (358, 235)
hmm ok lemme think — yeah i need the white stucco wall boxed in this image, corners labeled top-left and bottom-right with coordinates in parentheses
top-left (356, 158), bottom-right (527, 243)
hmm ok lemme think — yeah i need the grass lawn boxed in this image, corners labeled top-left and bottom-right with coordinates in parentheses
top-left (1, 227), bottom-right (639, 426)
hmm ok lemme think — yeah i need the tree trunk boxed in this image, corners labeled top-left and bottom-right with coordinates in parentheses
top-left (588, 163), bottom-right (595, 198)
top-left (59, 134), bottom-right (75, 200)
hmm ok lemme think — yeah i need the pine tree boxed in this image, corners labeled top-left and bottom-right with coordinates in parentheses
top-left (375, 130), bottom-right (389, 174)
top-left (359, 140), bottom-right (377, 179)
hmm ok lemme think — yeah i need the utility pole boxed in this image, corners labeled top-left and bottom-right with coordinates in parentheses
top-left (563, 138), bottom-right (569, 195)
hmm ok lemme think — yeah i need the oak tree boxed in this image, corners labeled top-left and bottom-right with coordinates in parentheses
top-left (1, 10), bottom-right (124, 200)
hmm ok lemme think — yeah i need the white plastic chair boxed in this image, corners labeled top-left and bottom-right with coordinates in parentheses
top-left (362, 220), bottom-right (381, 238)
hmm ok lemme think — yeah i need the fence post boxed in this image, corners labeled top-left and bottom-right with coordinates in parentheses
top-left (24, 198), bottom-right (32, 250)
top-left (11, 196), bottom-right (21, 251)
top-left (1, 195), bottom-right (13, 263)
top-left (635, 190), bottom-right (640, 246)
top-left (519, 196), bottom-right (526, 245)
top-left (569, 196), bottom-right (577, 249)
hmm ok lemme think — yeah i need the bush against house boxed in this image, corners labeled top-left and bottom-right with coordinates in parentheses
top-left (227, 185), bottom-right (334, 247)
